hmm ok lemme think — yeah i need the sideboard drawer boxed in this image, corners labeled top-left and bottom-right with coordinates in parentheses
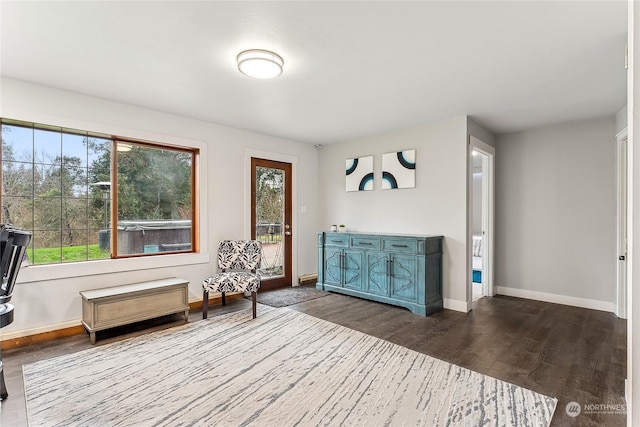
top-left (324, 234), bottom-right (349, 247)
top-left (351, 236), bottom-right (380, 249)
top-left (382, 238), bottom-right (417, 253)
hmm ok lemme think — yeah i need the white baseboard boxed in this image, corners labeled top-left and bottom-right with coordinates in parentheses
top-left (0, 319), bottom-right (82, 341)
top-left (444, 298), bottom-right (469, 313)
top-left (496, 286), bottom-right (616, 313)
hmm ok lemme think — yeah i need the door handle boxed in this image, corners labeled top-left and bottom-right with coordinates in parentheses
top-left (285, 231), bottom-right (292, 236)
top-left (619, 255), bottom-right (626, 261)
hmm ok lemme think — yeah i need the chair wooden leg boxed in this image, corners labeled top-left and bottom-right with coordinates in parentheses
top-left (202, 290), bottom-right (209, 319)
top-left (252, 291), bottom-right (257, 319)
top-left (221, 292), bottom-right (226, 306)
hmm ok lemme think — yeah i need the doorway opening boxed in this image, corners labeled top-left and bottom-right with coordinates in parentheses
top-left (468, 136), bottom-right (495, 307)
top-left (251, 158), bottom-right (293, 291)
top-left (471, 150), bottom-right (488, 301)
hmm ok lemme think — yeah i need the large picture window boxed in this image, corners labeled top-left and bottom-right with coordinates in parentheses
top-left (0, 119), bottom-right (197, 265)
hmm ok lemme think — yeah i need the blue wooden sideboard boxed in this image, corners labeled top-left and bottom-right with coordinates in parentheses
top-left (317, 232), bottom-right (444, 315)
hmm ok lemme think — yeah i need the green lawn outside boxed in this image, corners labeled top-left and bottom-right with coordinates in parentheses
top-left (30, 244), bottom-right (110, 265)
top-left (256, 233), bottom-right (283, 244)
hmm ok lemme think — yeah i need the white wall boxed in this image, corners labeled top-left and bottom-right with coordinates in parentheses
top-left (495, 117), bottom-right (617, 311)
top-left (0, 78), bottom-right (319, 338)
top-left (317, 116), bottom-right (469, 311)
top-left (629, 1), bottom-right (638, 423)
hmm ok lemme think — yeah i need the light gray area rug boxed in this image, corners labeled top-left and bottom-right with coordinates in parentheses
top-left (23, 307), bottom-right (557, 426)
top-left (251, 285), bottom-right (330, 308)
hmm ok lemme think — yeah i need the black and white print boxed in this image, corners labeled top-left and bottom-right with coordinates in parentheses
top-left (382, 149), bottom-right (416, 190)
top-left (345, 155), bottom-right (374, 192)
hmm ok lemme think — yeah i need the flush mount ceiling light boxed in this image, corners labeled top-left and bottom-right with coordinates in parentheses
top-left (237, 49), bottom-right (284, 79)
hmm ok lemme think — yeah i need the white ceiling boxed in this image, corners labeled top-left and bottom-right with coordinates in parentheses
top-left (0, 1), bottom-right (627, 145)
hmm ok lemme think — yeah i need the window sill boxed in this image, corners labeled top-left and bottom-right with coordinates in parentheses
top-left (16, 252), bottom-right (210, 284)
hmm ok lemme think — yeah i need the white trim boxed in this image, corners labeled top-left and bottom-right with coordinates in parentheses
top-left (244, 148), bottom-right (299, 286)
top-left (468, 136), bottom-right (495, 311)
top-left (631, 116), bottom-right (637, 426)
top-left (496, 286), bottom-right (616, 313)
top-left (443, 298), bottom-right (469, 313)
top-left (242, 148), bottom-right (300, 165)
top-left (617, 127), bottom-right (629, 140)
top-left (17, 252), bottom-right (210, 284)
top-left (617, 128), bottom-right (629, 319)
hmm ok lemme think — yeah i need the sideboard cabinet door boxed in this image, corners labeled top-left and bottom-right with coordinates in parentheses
top-left (322, 246), bottom-right (364, 289)
top-left (366, 251), bottom-right (389, 296)
top-left (324, 247), bottom-right (343, 286)
top-left (343, 249), bottom-right (364, 290)
top-left (389, 254), bottom-right (418, 302)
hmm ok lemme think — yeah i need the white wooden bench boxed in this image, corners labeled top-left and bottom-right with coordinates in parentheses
top-left (80, 277), bottom-right (189, 344)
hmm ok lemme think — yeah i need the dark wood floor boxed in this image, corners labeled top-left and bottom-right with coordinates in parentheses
top-left (1, 292), bottom-right (626, 427)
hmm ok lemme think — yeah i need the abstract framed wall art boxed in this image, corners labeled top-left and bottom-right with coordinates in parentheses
top-left (345, 155), bottom-right (374, 191)
top-left (382, 149), bottom-right (416, 189)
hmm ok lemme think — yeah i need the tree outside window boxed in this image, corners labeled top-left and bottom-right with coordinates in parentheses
top-left (1, 119), bottom-right (197, 265)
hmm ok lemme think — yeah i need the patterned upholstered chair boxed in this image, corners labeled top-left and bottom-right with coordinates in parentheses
top-left (202, 240), bottom-right (262, 319)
